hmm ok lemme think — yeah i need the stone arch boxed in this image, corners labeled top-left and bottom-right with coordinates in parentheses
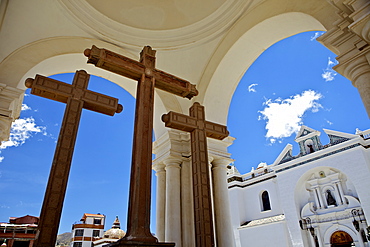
top-left (323, 225), bottom-right (358, 247)
top-left (330, 230), bottom-right (354, 246)
top-left (200, 12), bottom-right (326, 125)
top-left (0, 36), bottom-right (175, 138)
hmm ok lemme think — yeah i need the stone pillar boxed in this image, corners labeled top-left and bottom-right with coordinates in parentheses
top-left (311, 188), bottom-right (321, 209)
top-left (316, 0), bottom-right (370, 117)
top-left (336, 182), bottom-right (345, 204)
top-left (153, 163), bottom-right (166, 242)
top-left (0, 83), bottom-right (24, 142)
top-left (164, 158), bottom-right (182, 246)
top-left (180, 158), bottom-right (195, 247)
top-left (347, 57), bottom-right (370, 116)
top-left (211, 158), bottom-right (235, 247)
top-left (316, 187), bottom-right (325, 208)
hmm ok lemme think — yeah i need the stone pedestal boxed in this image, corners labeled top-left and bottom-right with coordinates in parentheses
top-left (105, 241), bottom-right (175, 247)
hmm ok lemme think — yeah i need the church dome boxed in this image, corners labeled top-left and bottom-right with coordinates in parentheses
top-left (103, 216), bottom-right (125, 239)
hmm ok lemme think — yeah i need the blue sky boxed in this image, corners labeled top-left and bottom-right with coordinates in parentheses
top-left (0, 31), bottom-right (368, 234)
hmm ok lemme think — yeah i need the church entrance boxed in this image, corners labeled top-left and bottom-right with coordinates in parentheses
top-left (330, 231), bottom-right (354, 247)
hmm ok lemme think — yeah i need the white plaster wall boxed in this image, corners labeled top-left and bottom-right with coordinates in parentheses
top-left (240, 178), bottom-right (283, 222)
top-left (238, 221), bottom-right (291, 247)
top-left (228, 186), bottom-right (245, 245)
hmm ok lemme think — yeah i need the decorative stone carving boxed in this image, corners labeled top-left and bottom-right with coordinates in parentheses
top-left (0, 83), bottom-right (24, 142)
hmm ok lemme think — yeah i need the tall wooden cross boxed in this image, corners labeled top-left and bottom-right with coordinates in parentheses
top-left (84, 45), bottom-right (198, 245)
top-left (161, 102), bottom-right (229, 247)
top-left (25, 70), bottom-right (122, 247)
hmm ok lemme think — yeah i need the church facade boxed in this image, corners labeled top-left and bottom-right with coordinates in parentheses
top-left (228, 126), bottom-right (370, 247)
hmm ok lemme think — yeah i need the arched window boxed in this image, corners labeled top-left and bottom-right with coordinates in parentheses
top-left (262, 191), bottom-right (271, 211)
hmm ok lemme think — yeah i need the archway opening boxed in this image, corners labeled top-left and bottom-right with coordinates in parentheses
top-left (227, 31), bottom-right (368, 174)
top-left (330, 231), bottom-right (354, 247)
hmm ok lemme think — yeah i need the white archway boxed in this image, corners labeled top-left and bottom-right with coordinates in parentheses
top-left (323, 225), bottom-right (359, 247)
top-left (201, 12), bottom-right (326, 125)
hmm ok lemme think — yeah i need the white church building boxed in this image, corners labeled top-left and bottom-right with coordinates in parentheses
top-left (227, 126), bottom-right (370, 247)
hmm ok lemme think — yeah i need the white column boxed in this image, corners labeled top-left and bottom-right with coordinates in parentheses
top-left (180, 158), bottom-right (195, 247)
top-left (316, 187), bottom-right (325, 208)
top-left (208, 156), bottom-right (216, 245)
top-left (336, 182), bottom-right (345, 204)
top-left (311, 188), bottom-right (320, 210)
top-left (351, 64), bottom-right (370, 117)
top-left (211, 158), bottom-right (236, 247)
top-left (153, 163), bottom-right (166, 242)
top-left (164, 158), bottom-right (182, 246)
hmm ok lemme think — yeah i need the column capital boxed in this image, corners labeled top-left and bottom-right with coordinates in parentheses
top-left (153, 129), bottom-right (191, 164)
top-left (0, 116), bottom-right (13, 142)
top-left (163, 157), bottom-right (182, 169)
top-left (153, 162), bottom-right (166, 173)
top-left (336, 47), bottom-right (370, 84)
top-left (0, 84), bottom-right (24, 142)
top-left (211, 157), bottom-right (234, 169)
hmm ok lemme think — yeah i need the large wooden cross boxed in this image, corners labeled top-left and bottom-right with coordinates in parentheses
top-left (84, 45), bottom-right (198, 245)
top-left (25, 70), bottom-right (122, 247)
top-left (162, 102), bottom-right (229, 247)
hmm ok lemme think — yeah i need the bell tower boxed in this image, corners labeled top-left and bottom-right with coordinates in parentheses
top-left (295, 126), bottom-right (322, 155)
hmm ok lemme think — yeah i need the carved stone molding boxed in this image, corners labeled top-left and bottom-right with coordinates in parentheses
top-left (0, 83), bottom-right (24, 142)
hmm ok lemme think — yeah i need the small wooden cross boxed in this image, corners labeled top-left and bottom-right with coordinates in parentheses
top-left (162, 102), bottom-right (229, 247)
top-left (25, 70), bottom-right (122, 247)
top-left (84, 45), bottom-right (197, 245)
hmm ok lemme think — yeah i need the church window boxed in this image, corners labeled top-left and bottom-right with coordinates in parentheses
top-left (319, 171), bottom-right (325, 178)
top-left (75, 229), bottom-right (84, 236)
top-left (261, 191), bottom-right (271, 211)
top-left (93, 230), bottom-right (100, 237)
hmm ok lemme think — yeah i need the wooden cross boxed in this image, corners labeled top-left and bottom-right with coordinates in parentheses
top-left (25, 70), bottom-right (122, 247)
top-left (84, 45), bottom-right (198, 245)
top-left (162, 102), bottom-right (229, 247)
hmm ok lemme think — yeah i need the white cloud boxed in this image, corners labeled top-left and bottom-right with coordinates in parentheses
top-left (248, 83), bottom-right (258, 93)
top-left (326, 119), bottom-right (333, 125)
top-left (310, 32), bottom-right (324, 41)
top-left (0, 117), bottom-right (46, 151)
top-left (259, 90), bottom-right (322, 143)
top-left (21, 104), bottom-right (31, 111)
top-left (322, 57), bottom-right (338, 82)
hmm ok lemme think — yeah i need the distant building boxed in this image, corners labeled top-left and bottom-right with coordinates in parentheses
top-left (70, 213), bottom-right (105, 247)
top-left (0, 215), bottom-right (39, 247)
top-left (228, 126), bottom-right (370, 246)
top-left (93, 216), bottom-right (125, 246)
